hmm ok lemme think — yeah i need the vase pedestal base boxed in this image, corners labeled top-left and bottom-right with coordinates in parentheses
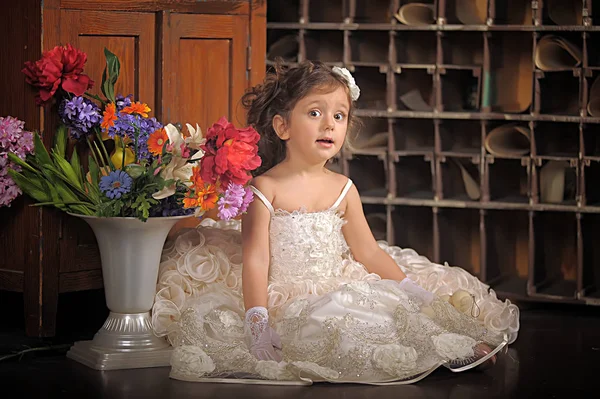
top-left (66, 341), bottom-right (173, 370)
top-left (66, 311), bottom-right (172, 370)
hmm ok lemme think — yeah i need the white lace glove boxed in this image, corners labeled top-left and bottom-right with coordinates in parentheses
top-left (397, 278), bottom-right (435, 305)
top-left (244, 306), bottom-right (283, 362)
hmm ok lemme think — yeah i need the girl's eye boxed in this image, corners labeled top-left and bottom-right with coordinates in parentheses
top-left (334, 112), bottom-right (345, 121)
top-left (309, 110), bottom-right (321, 117)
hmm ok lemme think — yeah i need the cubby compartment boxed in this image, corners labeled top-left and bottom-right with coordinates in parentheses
top-left (267, 30), bottom-right (299, 63)
top-left (439, 119), bottom-right (481, 155)
top-left (363, 203), bottom-right (389, 241)
top-left (583, 123), bottom-right (600, 158)
top-left (304, 30), bottom-right (344, 63)
top-left (351, 116), bottom-right (389, 153)
top-left (354, 0), bottom-right (393, 23)
top-left (484, 210), bottom-right (530, 296)
top-left (585, 71), bottom-right (600, 117)
top-left (443, 0), bottom-right (488, 25)
top-left (267, 0), bottom-right (300, 23)
top-left (438, 208), bottom-right (481, 276)
top-left (394, 31), bottom-right (436, 66)
top-left (395, 68), bottom-right (435, 112)
top-left (486, 32), bottom-right (534, 113)
top-left (348, 154), bottom-right (388, 197)
top-left (439, 67), bottom-right (481, 112)
top-left (582, 158), bottom-right (600, 205)
top-left (536, 71), bottom-right (581, 116)
top-left (531, 211), bottom-right (578, 298)
top-left (441, 31), bottom-right (484, 66)
top-left (393, 118), bottom-right (434, 153)
top-left (439, 157), bottom-right (481, 201)
top-left (486, 157), bottom-right (530, 203)
top-left (391, 205), bottom-right (434, 260)
top-left (533, 158), bottom-right (578, 205)
top-left (308, 0), bottom-right (345, 22)
top-left (533, 122), bottom-right (580, 157)
top-left (492, 0), bottom-right (533, 25)
top-left (581, 213), bottom-right (600, 301)
top-left (540, 1), bottom-right (583, 26)
top-left (349, 30), bottom-right (390, 65)
top-left (394, 155), bottom-right (434, 199)
top-left (352, 66), bottom-right (388, 110)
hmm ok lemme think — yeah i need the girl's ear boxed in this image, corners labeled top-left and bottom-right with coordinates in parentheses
top-left (273, 115), bottom-right (290, 140)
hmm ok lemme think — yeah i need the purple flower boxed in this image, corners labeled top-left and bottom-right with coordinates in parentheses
top-left (217, 182), bottom-right (245, 220)
top-left (0, 116), bottom-right (35, 207)
top-left (99, 170), bottom-right (133, 199)
top-left (105, 98), bottom-right (162, 161)
top-left (58, 96), bottom-right (101, 140)
top-left (239, 186), bottom-right (254, 214)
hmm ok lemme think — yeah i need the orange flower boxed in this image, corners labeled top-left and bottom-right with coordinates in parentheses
top-left (122, 102), bottom-right (150, 117)
top-left (190, 165), bottom-right (203, 189)
top-left (147, 128), bottom-right (169, 156)
top-left (101, 103), bottom-right (117, 130)
top-left (196, 183), bottom-right (219, 211)
top-left (182, 192), bottom-right (199, 209)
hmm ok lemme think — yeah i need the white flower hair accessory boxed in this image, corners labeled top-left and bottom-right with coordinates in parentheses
top-left (332, 66), bottom-right (360, 101)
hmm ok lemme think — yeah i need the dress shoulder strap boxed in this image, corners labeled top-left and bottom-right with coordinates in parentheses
top-left (330, 178), bottom-right (354, 210)
top-left (250, 185), bottom-right (275, 214)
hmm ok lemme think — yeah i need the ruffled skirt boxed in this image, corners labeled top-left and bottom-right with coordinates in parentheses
top-left (152, 220), bottom-right (520, 384)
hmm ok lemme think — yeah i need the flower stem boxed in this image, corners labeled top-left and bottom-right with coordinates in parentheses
top-left (84, 92), bottom-right (107, 106)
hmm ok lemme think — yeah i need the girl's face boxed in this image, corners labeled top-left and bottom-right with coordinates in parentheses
top-left (275, 85), bottom-right (350, 165)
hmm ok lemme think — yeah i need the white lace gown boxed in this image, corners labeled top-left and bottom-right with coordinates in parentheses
top-left (152, 179), bottom-right (520, 385)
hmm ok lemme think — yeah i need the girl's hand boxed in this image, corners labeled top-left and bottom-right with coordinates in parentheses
top-left (245, 306), bottom-right (283, 362)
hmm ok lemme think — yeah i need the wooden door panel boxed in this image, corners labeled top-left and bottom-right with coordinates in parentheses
top-left (163, 14), bottom-right (248, 130)
top-left (58, 10), bottom-right (157, 273)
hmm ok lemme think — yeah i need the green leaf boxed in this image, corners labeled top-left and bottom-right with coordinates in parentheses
top-left (53, 125), bottom-right (68, 159)
top-left (88, 155), bottom-right (100, 187)
top-left (33, 132), bottom-right (52, 168)
top-left (6, 170), bottom-right (51, 203)
top-left (7, 153), bottom-right (40, 175)
top-left (70, 148), bottom-right (82, 185)
top-left (132, 195), bottom-right (154, 221)
top-left (101, 48), bottom-right (120, 103)
top-left (52, 152), bottom-right (82, 190)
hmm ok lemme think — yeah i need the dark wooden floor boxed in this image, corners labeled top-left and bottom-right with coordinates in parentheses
top-left (0, 289), bottom-right (598, 399)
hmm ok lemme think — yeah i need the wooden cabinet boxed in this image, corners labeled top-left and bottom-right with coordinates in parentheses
top-left (266, 0), bottom-right (600, 307)
top-left (0, 0), bottom-right (266, 337)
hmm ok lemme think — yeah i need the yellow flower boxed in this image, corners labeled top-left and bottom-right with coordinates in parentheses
top-left (111, 147), bottom-right (135, 169)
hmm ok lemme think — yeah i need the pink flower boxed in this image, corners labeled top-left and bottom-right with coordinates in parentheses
top-left (239, 186), bottom-right (254, 214)
top-left (217, 182), bottom-right (245, 220)
top-left (0, 116), bottom-right (35, 207)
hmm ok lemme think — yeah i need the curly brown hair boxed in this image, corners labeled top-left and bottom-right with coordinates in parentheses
top-left (241, 59), bottom-right (360, 176)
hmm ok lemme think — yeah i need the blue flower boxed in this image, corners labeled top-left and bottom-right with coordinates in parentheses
top-left (58, 96), bottom-right (101, 140)
top-left (99, 170), bottom-right (133, 199)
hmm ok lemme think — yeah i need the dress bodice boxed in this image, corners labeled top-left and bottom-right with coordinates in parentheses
top-left (250, 179), bottom-right (354, 283)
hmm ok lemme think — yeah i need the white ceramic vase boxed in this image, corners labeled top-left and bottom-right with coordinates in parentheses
top-left (66, 214), bottom-right (190, 370)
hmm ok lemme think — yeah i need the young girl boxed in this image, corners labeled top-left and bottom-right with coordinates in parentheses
top-left (152, 61), bottom-right (520, 385)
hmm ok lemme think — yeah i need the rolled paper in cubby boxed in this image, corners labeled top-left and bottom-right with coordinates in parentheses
top-left (456, 0), bottom-right (487, 25)
top-left (399, 88), bottom-right (434, 111)
top-left (587, 76), bottom-right (600, 117)
top-left (450, 158), bottom-right (481, 200)
top-left (353, 131), bottom-right (388, 150)
top-left (394, 3), bottom-right (435, 26)
top-left (535, 35), bottom-right (582, 71)
top-left (546, 0), bottom-right (583, 26)
top-left (540, 160), bottom-right (568, 203)
top-left (484, 124), bottom-right (531, 156)
top-left (366, 213), bottom-right (387, 241)
top-left (267, 34), bottom-right (298, 61)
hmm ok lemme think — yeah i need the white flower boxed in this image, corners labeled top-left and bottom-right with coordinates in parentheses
top-left (171, 345), bottom-right (216, 375)
top-left (152, 156), bottom-right (196, 199)
top-left (372, 344), bottom-right (419, 375)
top-left (332, 66), bottom-right (360, 101)
top-left (432, 333), bottom-right (476, 360)
top-left (185, 123), bottom-right (206, 154)
top-left (164, 123), bottom-right (185, 155)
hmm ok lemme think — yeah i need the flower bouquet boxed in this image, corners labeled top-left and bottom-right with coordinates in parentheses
top-left (8, 44), bottom-right (261, 222)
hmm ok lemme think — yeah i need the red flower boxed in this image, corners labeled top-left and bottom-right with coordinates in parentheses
top-left (22, 44), bottom-right (94, 105)
top-left (200, 116), bottom-right (261, 186)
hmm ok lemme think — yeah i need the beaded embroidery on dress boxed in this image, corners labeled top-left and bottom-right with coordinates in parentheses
top-left (152, 178), bottom-right (519, 385)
